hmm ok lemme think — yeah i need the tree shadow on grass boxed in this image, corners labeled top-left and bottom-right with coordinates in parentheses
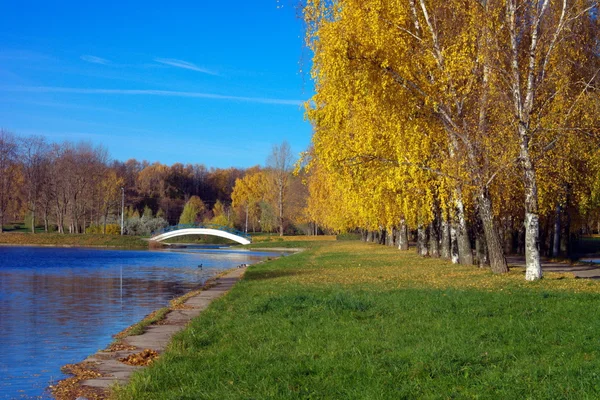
top-left (244, 267), bottom-right (312, 281)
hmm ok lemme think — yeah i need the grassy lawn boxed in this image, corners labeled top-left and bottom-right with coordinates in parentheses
top-left (250, 233), bottom-right (337, 243)
top-left (113, 241), bottom-right (600, 399)
top-left (0, 232), bottom-right (148, 248)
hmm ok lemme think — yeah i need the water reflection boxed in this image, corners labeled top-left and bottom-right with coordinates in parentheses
top-left (0, 246), bottom-right (280, 399)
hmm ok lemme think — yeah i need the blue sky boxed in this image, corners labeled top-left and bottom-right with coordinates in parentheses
top-left (0, 0), bottom-right (313, 168)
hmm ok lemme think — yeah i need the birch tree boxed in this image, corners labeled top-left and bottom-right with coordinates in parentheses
top-left (303, 0), bottom-right (600, 279)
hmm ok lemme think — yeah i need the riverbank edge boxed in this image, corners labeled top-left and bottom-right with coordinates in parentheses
top-left (0, 233), bottom-right (149, 249)
top-left (48, 265), bottom-right (249, 400)
top-left (0, 243), bottom-right (148, 249)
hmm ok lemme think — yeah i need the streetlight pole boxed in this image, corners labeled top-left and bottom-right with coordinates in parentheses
top-left (120, 187), bottom-right (125, 235)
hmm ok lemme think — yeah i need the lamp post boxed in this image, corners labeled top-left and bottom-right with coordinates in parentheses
top-left (120, 187), bottom-right (125, 235)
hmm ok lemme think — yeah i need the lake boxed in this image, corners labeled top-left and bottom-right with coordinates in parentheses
top-left (0, 245), bottom-right (281, 399)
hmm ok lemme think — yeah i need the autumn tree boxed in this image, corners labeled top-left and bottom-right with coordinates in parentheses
top-left (232, 170), bottom-right (269, 233)
top-left (304, 0), bottom-right (600, 280)
top-left (179, 195), bottom-right (205, 225)
top-left (100, 170), bottom-right (124, 234)
top-left (267, 141), bottom-right (294, 236)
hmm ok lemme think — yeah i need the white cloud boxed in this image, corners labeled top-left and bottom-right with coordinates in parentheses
top-left (154, 58), bottom-right (217, 75)
top-left (1, 86), bottom-right (305, 106)
top-left (81, 55), bottom-right (110, 65)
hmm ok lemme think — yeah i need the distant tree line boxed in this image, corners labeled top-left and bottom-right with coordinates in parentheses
top-left (0, 130), bottom-right (309, 236)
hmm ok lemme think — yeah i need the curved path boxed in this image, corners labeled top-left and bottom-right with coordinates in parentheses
top-left (506, 256), bottom-right (600, 279)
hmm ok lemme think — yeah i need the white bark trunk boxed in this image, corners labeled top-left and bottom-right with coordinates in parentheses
top-left (525, 212), bottom-right (542, 280)
top-left (398, 219), bottom-right (409, 251)
top-left (450, 222), bottom-right (459, 264)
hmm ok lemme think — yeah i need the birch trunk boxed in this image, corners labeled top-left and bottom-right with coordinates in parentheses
top-left (440, 215), bottom-right (451, 259)
top-left (507, 0), bottom-right (551, 280)
top-left (398, 219), bottom-right (409, 251)
top-left (521, 135), bottom-right (542, 280)
top-left (450, 221), bottom-right (459, 264)
top-left (456, 196), bottom-right (473, 265)
top-left (417, 224), bottom-right (428, 256)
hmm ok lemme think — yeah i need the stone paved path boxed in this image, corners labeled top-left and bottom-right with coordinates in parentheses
top-left (506, 256), bottom-right (600, 279)
top-left (79, 266), bottom-right (247, 391)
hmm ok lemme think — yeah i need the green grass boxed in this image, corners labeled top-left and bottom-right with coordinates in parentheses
top-left (115, 307), bottom-right (172, 338)
top-left (244, 241), bottom-right (322, 250)
top-left (0, 232), bottom-right (148, 248)
top-left (336, 232), bottom-right (361, 241)
top-left (2, 222), bottom-right (46, 233)
top-left (113, 242), bottom-right (600, 399)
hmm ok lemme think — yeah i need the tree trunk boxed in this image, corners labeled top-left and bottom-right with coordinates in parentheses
top-left (477, 194), bottom-right (507, 273)
top-left (417, 224), bottom-right (428, 256)
top-left (440, 214), bottom-right (450, 259)
top-left (103, 208), bottom-right (108, 234)
top-left (387, 228), bottom-right (395, 246)
top-left (398, 219), bottom-right (409, 251)
top-left (428, 221), bottom-right (440, 257)
top-left (278, 186), bottom-right (284, 237)
top-left (450, 221), bottom-right (459, 264)
top-left (474, 210), bottom-right (489, 268)
top-left (31, 210), bottom-right (36, 234)
top-left (456, 196), bottom-right (473, 265)
top-left (521, 141), bottom-right (542, 280)
top-left (561, 195), bottom-right (571, 256)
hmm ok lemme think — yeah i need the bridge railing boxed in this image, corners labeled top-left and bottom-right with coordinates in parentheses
top-left (151, 223), bottom-right (252, 242)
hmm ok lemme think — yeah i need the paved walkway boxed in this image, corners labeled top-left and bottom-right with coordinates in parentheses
top-left (79, 267), bottom-right (247, 391)
top-left (506, 256), bottom-right (600, 279)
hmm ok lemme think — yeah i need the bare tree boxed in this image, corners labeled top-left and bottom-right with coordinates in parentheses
top-left (20, 135), bottom-right (50, 233)
top-left (267, 141), bottom-right (294, 236)
top-left (0, 130), bottom-right (19, 233)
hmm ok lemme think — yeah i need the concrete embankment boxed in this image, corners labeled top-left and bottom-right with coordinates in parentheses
top-left (52, 267), bottom-right (247, 399)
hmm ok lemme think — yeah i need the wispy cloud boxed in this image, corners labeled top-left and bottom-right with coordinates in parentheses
top-left (154, 58), bottom-right (217, 75)
top-left (81, 55), bottom-right (111, 65)
top-left (0, 98), bottom-right (127, 114)
top-left (1, 86), bottom-right (304, 106)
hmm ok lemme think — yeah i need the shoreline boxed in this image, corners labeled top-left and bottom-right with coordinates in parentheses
top-left (0, 243), bottom-right (147, 249)
top-left (48, 258), bottom-right (270, 399)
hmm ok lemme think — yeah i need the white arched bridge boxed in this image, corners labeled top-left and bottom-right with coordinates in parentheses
top-left (150, 224), bottom-right (252, 245)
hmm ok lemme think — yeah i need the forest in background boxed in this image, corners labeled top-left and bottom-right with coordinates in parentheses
top-left (0, 131), bottom-right (309, 237)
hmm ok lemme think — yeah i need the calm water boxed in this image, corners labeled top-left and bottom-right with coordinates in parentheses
top-left (0, 245), bottom-right (281, 399)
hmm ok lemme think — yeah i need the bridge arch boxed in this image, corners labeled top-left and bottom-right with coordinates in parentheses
top-left (150, 225), bottom-right (251, 245)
